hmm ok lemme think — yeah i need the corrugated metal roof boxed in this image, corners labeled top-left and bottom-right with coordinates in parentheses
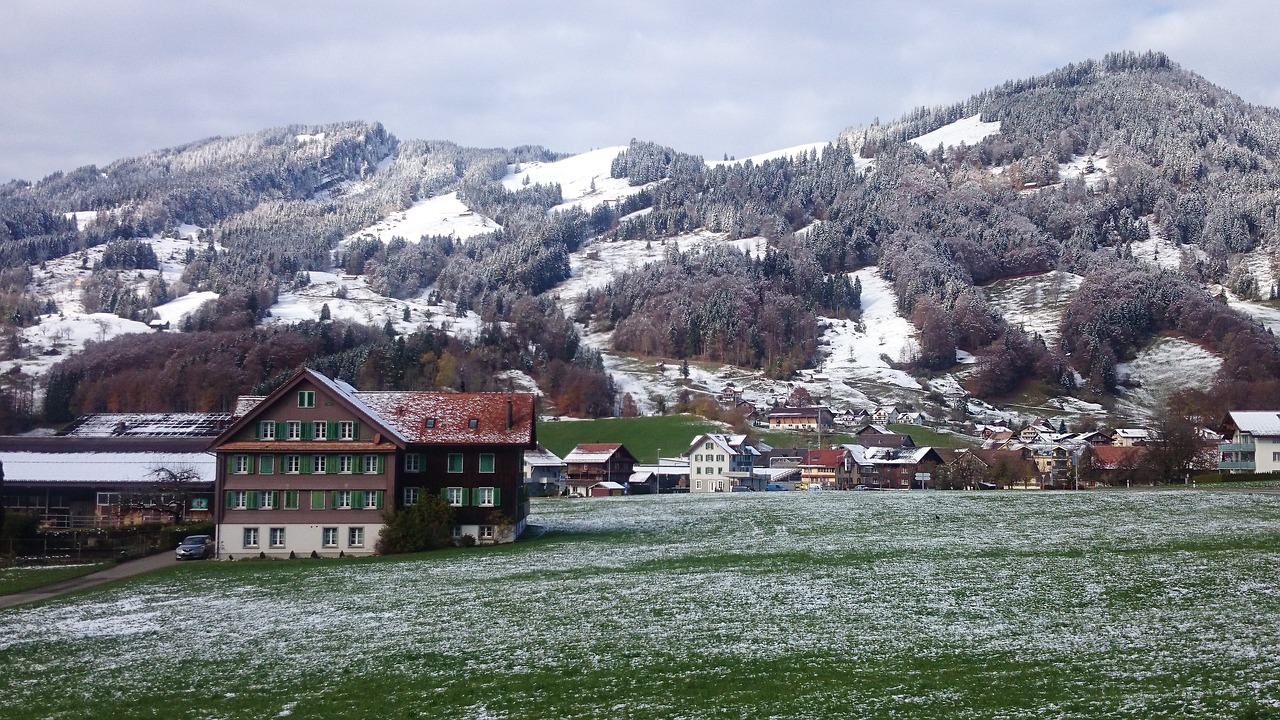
top-left (0, 451), bottom-right (215, 484)
top-left (61, 413), bottom-right (232, 438)
top-left (1226, 411), bottom-right (1280, 436)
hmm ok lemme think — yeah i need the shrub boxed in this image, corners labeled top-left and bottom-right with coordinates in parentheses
top-left (376, 495), bottom-right (455, 554)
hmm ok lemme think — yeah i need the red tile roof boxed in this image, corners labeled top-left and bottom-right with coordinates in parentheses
top-left (356, 391), bottom-right (536, 446)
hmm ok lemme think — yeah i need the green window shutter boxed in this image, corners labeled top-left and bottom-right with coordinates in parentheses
top-left (332, 491), bottom-right (341, 509)
top-left (353, 490), bottom-right (365, 508)
top-left (352, 421), bottom-right (361, 440)
top-left (302, 455), bottom-right (313, 474)
top-left (377, 490), bottom-right (385, 509)
top-left (225, 456), bottom-right (235, 474)
top-left (224, 490), bottom-right (234, 508)
top-left (275, 421), bottom-right (286, 440)
top-left (493, 487), bottom-right (501, 506)
top-left (326, 455), bottom-right (336, 473)
top-left (248, 455), bottom-right (257, 474)
top-left (269, 491), bottom-right (279, 508)
top-left (303, 422), bottom-right (313, 440)
top-left (465, 488), bottom-right (474, 506)
top-left (376, 456), bottom-right (384, 474)
top-left (328, 421), bottom-right (338, 440)
top-left (311, 490), bottom-right (325, 510)
top-left (247, 491), bottom-right (260, 510)
top-left (441, 488), bottom-right (450, 500)
top-left (254, 423), bottom-right (261, 440)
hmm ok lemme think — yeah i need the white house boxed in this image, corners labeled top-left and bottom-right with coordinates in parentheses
top-left (1218, 412), bottom-right (1280, 473)
top-left (683, 434), bottom-right (758, 493)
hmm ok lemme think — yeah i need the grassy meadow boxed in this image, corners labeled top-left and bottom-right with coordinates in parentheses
top-left (2, 490), bottom-right (1279, 719)
top-left (0, 562), bottom-right (111, 596)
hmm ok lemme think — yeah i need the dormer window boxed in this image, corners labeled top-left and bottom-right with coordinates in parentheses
top-left (468, 418), bottom-right (479, 429)
top-left (425, 418), bottom-right (436, 429)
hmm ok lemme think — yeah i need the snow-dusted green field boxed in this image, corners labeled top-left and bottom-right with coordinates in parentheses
top-left (2, 491), bottom-right (1279, 719)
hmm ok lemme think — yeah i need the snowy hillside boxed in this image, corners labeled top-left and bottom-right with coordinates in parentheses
top-left (983, 271), bottom-right (1083, 345)
top-left (501, 146), bottom-right (650, 214)
top-left (347, 192), bottom-right (500, 244)
top-left (909, 114), bottom-right (1001, 150)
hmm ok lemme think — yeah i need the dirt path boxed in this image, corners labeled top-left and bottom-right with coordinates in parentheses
top-left (0, 552), bottom-right (182, 610)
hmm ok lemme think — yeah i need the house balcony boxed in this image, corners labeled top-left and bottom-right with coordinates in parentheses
top-left (1218, 442), bottom-right (1256, 453)
top-left (1218, 460), bottom-right (1256, 471)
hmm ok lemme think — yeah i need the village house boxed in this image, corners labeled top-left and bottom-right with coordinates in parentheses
top-left (799, 447), bottom-right (853, 489)
top-left (523, 444), bottom-right (564, 497)
top-left (870, 406), bottom-right (899, 426)
top-left (210, 368), bottom-right (536, 557)
top-left (766, 406), bottom-right (835, 433)
top-left (0, 412), bottom-right (227, 528)
top-left (845, 444), bottom-right (946, 489)
top-left (562, 443), bottom-right (638, 496)
top-left (684, 433), bottom-right (759, 492)
top-left (1111, 428), bottom-right (1151, 447)
top-left (1088, 445), bottom-right (1149, 486)
top-left (1218, 411), bottom-right (1280, 473)
top-left (628, 457), bottom-right (690, 494)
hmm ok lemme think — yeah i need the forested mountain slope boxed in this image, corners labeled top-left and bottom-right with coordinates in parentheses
top-left (3, 51), bottom-right (1280, 430)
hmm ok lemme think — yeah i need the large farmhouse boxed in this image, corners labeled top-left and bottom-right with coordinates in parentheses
top-left (210, 368), bottom-right (536, 557)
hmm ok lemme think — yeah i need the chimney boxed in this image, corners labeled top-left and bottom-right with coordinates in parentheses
top-left (506, 397), bottom-right (514, 431)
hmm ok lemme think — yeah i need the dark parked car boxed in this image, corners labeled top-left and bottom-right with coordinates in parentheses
top-left (175, 534), bottom-right (214, 560)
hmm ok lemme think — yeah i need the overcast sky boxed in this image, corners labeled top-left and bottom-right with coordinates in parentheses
top-left (3, 0), bottom-right (1278, 183)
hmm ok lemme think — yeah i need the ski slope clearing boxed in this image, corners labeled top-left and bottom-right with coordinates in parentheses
top-left (346, 192), bottom-right (500, 244)
top-left (150, 291), bottom-right (218, 327)
top-left (1115, 336), bottom-right (1222, 419)
top-left (502, 146), bottom-right (649, 213)
top-left (266, 271), bottom-right (484, 338)
top-left (815, 267), bottom-right (922, 398)
top-left (983, 271), bottom-right (1082, 345)
top-left (909, 114), bottom-right (1001, 150)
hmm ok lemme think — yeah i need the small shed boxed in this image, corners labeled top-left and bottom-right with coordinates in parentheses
top-left (589, 481), bottom-right (626, 497)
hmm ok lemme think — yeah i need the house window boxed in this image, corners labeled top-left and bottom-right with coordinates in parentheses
top-left (405, 453), bottom-right (421, 472)
top-left (233, 455), bottom-right (250, 474)
top-left (404, 487), bottom-right (419, 506)
top-left (1273, 452), bottom-right (1280, 463)
top-left (364, 492), bottom-right (382, 510)
top-left (232, 491), bottom-right (248, 509)
top-left (468, 418), bottom-right (479, 429)
top-left (312, 421), bottom-right (327, 440)
top-left (478, 525), bottom-right (495, 541)
top-left (191, 498), bottom-right (209, 510)
top-left (269, 528), bottom-right (285, 547)
top-left (447, 453), bottom-right (463, 473)
top-left (695, 479), bottom-right (703, 490)
top-left (259, 421), bottom-right (276, 441)
top-left (445, 487), bottom-right (465, 506)
top-left (285, 455), bottom-right (301, 474)
top-left (336, 491), bottom-right (352, 510)
top-left (298, 390), bottom-right (316, 408)
top-left (322, 527), bottom-right (338, 547)
top-left (704, 442), bottom-right (713, 450)
top-left (363, 455), bottom-right (380, 474)
top-left (312, 455), bottom-right (326, 474)
top-left (260, 491), bottom-right (277, 510)
top-left (695, 454), bottom-right (702, 462)
top-left (450, 526), bottom-right (462, 539)
top-left (338, 455), bottom-right (353, 474)
top-left (283, 490), bottom-right (299, 510)
top-left (287, 420), bottom-right (302, 440)
top-left (476, 487), bottom-right (496, 507)
top-left (479, 454), bottom-right (495, 473)
top-left (311, 491), bottom-right (326, 510)
top-left (348, 527), bottom-right (364, 547)
top-left (424, 418), bottom-right (436, 429)
top-left (243, 527), bottom-right (259, 548)
top-left (96, 492), bottom-right (120, 506)
top-left (338, 421), bottom-right (355, 440)
top-left (258, 455), bottom-right (275, 474)
top-left (718, 454), bottom-right (725, 462)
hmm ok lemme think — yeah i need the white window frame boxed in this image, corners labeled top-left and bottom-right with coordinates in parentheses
top-left (338, 421), bottom-right (355, 441)
top-left (258, 455), bottom-right (274, 474)
top-left (363, 492), bottom-right (380, 510)
top-left (269, 527), bottom-right (285, 548)
top-left (287, 420), bottom-right (302, 441)
top-left (243, 527), bottom-right (259, 548)
top-left (260, 491), bottom-right (276, 510)
top-left (312, 455), bottom-right (326, 474)
top-left (336, 490), bottom-right (353, 510)
top-left (312, 421), bottom-right (327, 440)
top-left (322, 527), bottom-right (338, 547)
top-left (233, 455), bottom-right (250, 474)
top-left (445, 487), bottom-right (464, 507)
top-left (476, 487), bottom-right (496, 507)
top-left (363, 454), bottom-right (379, 474)
top-left (96, 492), bottom-right (120, 506)
top-left (447, 453), bottom-right (463, 473)
top-left (478, 525), bottom-right (495, 541)
top-left (348, 527), bottom-right (364, 548)
top-left (232, 490), bottom-right (248, 510)
top-left (695, 479), bottom-right (703, 490)
top-left (450, 526), bottom-right (462, 539)
top-left (259, 421), bottom-right (276, 440)
top-left (285, 455), bottom-right (301, 474)
top-left (298, 390), bottom-right (316, 408)
top-left (338, 455), bottom-right (353, 474)
top-left (404, 453), bottom-right (421, 473)
top-left (404, 486), bottom-right (419, 506)
top-left (479, 453), bottom-right (495, 473)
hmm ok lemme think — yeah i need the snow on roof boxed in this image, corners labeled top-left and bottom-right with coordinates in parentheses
top-left (564, 443), bottom-right (625, 464)
top-left (62, 413), bottom-right (231, 438)
top-left (591, 481), bottom-right (626, 490)
top-left (355, 390), bottom-right (535, 446)
top-left (1224, 411), bottom-right (1280, 437)
top-left (299, 371), bottom-right (408, 444)
top-left (524, 445), bottom-right (564, 467)
top-left (233, 396), bottom-right (266, 417)
top-left (1114, 428), bottom-right (1150, 439)
top-left (0, 451), bottom-right (215, 484)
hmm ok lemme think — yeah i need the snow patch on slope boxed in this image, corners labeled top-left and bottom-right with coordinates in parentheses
top-left (706, 143), bottom-right (829, 168)
top-left (816, 268), bottom-right (921, 395)
top-left (502, 147), bottom-right (649, 214)
top-left (347, 192), bottom-right (501, 244)
top-left (1115, 337), bottom-right (1222, 419)
top-left (267, 271), bottom-right (483, 338)
top-left (909, 114), bottom-right (1001, 150)
top-left (983, 271), bottom-right (1083, 345)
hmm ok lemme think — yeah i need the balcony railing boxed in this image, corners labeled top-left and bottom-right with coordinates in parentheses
top-left (1219, 442), bottom-right (1257, 452)
top-left (1218, 460), bottom-right (1256, 471)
